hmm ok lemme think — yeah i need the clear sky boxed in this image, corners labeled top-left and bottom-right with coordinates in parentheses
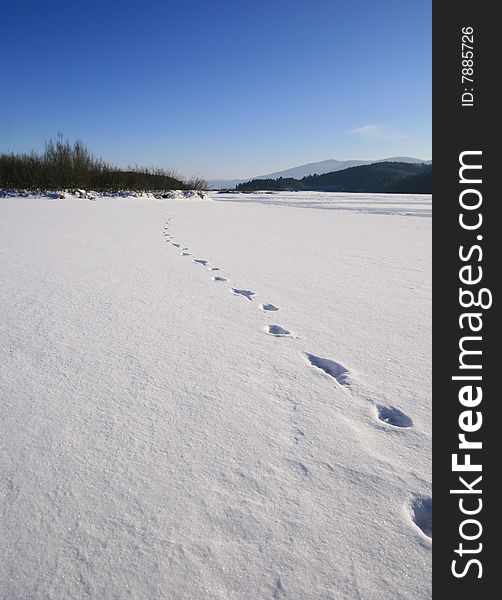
top-left (2, 0), bottom-right (431, 179)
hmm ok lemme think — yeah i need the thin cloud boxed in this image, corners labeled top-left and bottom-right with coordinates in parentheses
top-left (350, 124), bottom-right (410, 141)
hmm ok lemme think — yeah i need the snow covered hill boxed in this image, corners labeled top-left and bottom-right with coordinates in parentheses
top-left (253, 156), bottom-right (430, 180)
top-left (208, 157), bottom-right (431, 189)
top-left (0, 191), bottom-right (431, 599)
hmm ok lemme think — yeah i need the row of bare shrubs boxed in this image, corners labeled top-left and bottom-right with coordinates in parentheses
top-left (0, 135), bottom-right (206, 191)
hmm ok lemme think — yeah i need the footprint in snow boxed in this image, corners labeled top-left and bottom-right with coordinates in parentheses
top-left (172, 243), bottom-right (182, 248)
top-left (272, 577), bottom-right (286, 599)
top-left (208, 266), bottom-right (220, 271)
top-left (376, 405), bottom-right (413, 428)
top-left (259, 303), bottom-right (279, 312)
top-left (180, 252), bottom-right (191, 256)
top-left (293, 427), bottom-right (305, 444)
top-left (266, 325), bottom-right (292, 337)
top-left (193, 259), bottom-right (209, 266)
top-left (409, 495), bottom-right (432, 538)
top-left (213, 276), bottom-right (228, 282)
top-left (230, 288), bottom-right (255, 301)
top-left (303, 352), bottom-right (351, 387)
top-left (287, 459), bottom-right (310, 477)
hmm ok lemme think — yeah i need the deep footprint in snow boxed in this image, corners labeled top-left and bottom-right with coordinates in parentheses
top-left (409, 496), bottom-right (432, 538)
top-left (230, 288), bottom-right (255, 301)
top-left (193, 259), bottom-right (209, 266)
top-left (377, 405), bottom-right (413, 428)
top-left (213, 276), bottom-right (228, 282)
top-left (266, 325), bottom-right (291, 337)
top-left (259, 303), bottom-right (279, 312)
top-left (303, 352), bottom-right (351, 386)
top-left (208, 266), bottom-right (220, 271)
top-left (172, 243), bottom-right (182, 248)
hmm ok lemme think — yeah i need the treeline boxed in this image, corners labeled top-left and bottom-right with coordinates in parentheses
top-left (236, 162), bottom-right (432, 194)
top-left (0, 135), bottom-right (206, 191)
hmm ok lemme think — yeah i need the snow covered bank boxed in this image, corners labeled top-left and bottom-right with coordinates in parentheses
top-left (0, 189), bottom-right (210, 201)
top-left (0, 193), bottom-right (431, 599)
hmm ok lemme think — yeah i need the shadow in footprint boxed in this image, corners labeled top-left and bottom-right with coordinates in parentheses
top-left (293, 428), bottom-right (305, 444)
top-left (266, 325), bottom-right (291, 337)
top-left (209, 267), bottom-right (220, 271)
top-left (172, 243), bottom-right (181, 248)
top-left (303, 352), bottom-right (351, 386)
top-left (409, 496), bottom-right (432, 538)
top-left (272, 577), bottom-right (286, 600)
top-left (180, 252), bottom-right (191, 256)
top-left (231, 288), bottom-right (255, 301)
top-left (213, 276), bottom-right (228, 282)
top-left (259, 303), bottom-right (279, 312)
top-left (287, 459), bottom-right (310, 477)
top-left (193, 259), bottom-right (209, 266)
top-left (377, 405), bottom-right (413, 428)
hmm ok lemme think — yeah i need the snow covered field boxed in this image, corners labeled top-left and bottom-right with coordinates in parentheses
top-left (0, 191), bottom-right (431, 599)
top-left (215, 190), bottom-right (432, 217)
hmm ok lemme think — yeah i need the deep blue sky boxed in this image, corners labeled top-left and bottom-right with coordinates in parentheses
top-left (2, 0), bottom-right (431, 179)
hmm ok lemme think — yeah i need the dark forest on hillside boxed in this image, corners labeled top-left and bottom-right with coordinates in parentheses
top-left (236, 162), bottom-right (432, 193)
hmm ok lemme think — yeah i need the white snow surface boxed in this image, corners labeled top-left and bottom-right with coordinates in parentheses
top-left (0, 191), bottom-right (431, 599)
top-left (214, 190), bottom-right (432, 217)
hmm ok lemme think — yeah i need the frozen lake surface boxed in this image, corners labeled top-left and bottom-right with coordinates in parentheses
top-left (0, 191), bottom-right (431, 599)
top-left (214, 190), bottom-right (432, 217)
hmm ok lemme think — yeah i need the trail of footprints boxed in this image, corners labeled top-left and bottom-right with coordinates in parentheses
top-left (161, 218), bottom-right (431, 539)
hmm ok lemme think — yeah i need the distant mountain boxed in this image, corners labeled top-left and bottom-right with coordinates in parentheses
top-left (253, 157), bottom-right (430, 180)
top-left (236, 162), bottom-right (432, 194)
top-left (208, 157), bottom-right (431, 189)
top-left (207, 178), bottom-right (244, 190)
